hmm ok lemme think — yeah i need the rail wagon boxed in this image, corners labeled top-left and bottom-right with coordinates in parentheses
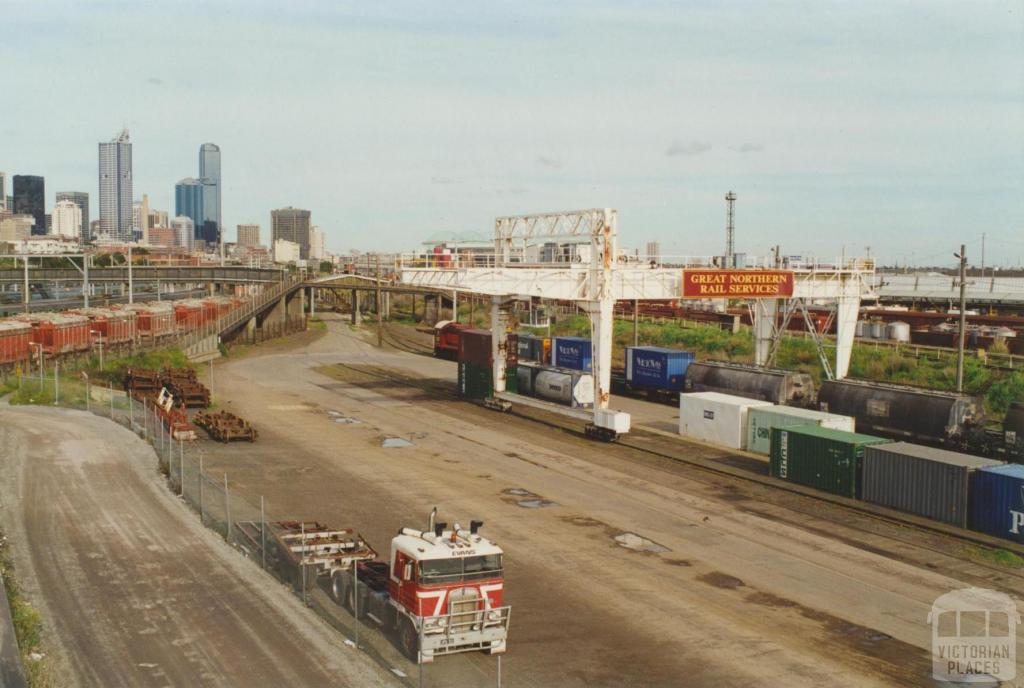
top-left (73, 307), bottom-right (138, 346)
top-left (683, 361), bottom-right (816, 407)
top-left (818, 379), bottom-right (985, 448)
top-left (17, 312), bottom-right (91, 355)
top-left (122, 303), bottom-right (177, 339)
top-left (0, 319), bottom-right (32, 366)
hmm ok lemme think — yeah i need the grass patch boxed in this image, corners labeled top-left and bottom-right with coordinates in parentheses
top-left (308, 317), bottom-right (327, 332)
top-left (962, 545), bottom-right (1024, 569)
top-left (1, 535), bottom-right (53, 687)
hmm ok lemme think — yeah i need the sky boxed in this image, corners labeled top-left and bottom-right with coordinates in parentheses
top-left (2, 1), bottom-right (1023, 267)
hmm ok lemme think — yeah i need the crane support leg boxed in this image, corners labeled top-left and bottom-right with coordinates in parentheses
top-left (582, 298), bottom-right (629, 441)
top-left (753, 298), bottom-right (778, 366)
top-left (491, 297), bottom-right (511, 394)
top-left (834, 290), bottom-right (860, 380)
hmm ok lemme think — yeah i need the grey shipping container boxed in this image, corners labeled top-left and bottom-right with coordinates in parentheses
top-left (862, 442), bottom-right (1003, 528)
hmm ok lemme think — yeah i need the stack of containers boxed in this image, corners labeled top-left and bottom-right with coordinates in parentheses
top-left (970, 464), bottom-right (1024, 543)
top-left (769, 426), bottom-right (888, 498)
top-left (679, 392), bottom-right (773, 450)
top-left (746, 406), bottom-right (856, 455)
top-left (861, 442), bottom-right (1002, 528)
top-left (456, 329), bottom-right (518, 399)
top-left (626, 346), bottom-right (694, 392)
top-left (0, 320), bottom-right (32, 366)
top-left (551, 336), bottom-right (592, 372)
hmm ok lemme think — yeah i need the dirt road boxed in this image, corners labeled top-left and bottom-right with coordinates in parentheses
top-left (200, 314), bottom-right (1022, 687)
top-left (0, 403), bottom-right (394, 688)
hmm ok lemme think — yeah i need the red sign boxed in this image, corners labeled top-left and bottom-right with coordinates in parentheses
top-left (682, 270), bottom-right (794, 298)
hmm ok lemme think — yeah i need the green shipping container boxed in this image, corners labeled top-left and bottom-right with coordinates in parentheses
top-left (769, 425), bottom-right (889, 498)
top-left (459, 362), bottom-right (491, 399)
top-left (457, 363), bottom-right (516, 398)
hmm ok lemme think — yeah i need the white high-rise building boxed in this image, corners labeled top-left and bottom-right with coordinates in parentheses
top-left (309, 225), bottom-right (326, 260)
top-left (645, 241), bottom-right (661, 264)
top-left (171, 215), bottom-right (194, 252)
top-left (0, 172), bottom-right (6, 211)
top-left (52, 200), bottom-right (83, 240)
top-left (98, 129), bottom-right (133, 242)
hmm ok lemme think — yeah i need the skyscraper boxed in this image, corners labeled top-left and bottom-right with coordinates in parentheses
top-left (12, 175), bottom-right (45, 235)
top-left (271, 207), bottom-right (312, 259)
top-left (98, 129), bottom-right (133, 242)
top-left (0, 172), bottom-right (6, 211)
top-left (56, 191), bottom-right (90, 242)
top-left (199, 143), bottom-right (221, 248)
top-left (174, 176), bottom-right (218, 245)
top-left (171, 215), bottom-right (195, 252)
top-left (237, 223), bottom-right (260, 247)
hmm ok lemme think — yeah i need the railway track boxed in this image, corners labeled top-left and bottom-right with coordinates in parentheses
top-left (322, 356), bottom-right (1024, 593)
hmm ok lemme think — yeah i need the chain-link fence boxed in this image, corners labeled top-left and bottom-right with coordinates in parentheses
top-left (5, 369), bottom-right (506, 687)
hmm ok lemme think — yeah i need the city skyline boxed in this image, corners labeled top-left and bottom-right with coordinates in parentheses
top-left (2, 3), bottom-right (1022, 266)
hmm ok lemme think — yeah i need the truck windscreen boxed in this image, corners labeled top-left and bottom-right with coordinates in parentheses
top-left (420, 555), bottom-right (503, 584)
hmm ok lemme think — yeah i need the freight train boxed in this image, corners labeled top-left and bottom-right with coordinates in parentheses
top-left (0, 295), bottom-right (244, 372)
top-left (433, 326), bottom-right (1022, 461)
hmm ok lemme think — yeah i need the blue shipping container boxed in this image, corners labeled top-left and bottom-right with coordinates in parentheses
top-left (970, 463), bottom-right (1024, 544)
top-left (551, 337), bottom-right (592, 372)
top-left (626, 347), bottom-right (695, 391)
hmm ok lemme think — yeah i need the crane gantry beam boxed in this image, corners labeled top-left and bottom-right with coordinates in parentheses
top-left (401, 208), bottom-right (875, 439)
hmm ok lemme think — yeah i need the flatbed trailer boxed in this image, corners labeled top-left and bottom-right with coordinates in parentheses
top-left (235, 520), bottom-right (376, 584)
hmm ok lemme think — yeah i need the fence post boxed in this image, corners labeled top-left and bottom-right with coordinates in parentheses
top-left (199, 455), bottom-right (204, 522)
top-left (354, 557), bottom-right (360, 648)
top-left (224, 473), bottom-right (231, 542)
top-left (260, 496), bottom-right (266, 571)
top-left (54, 360), bottom-right (59, 404)
top-left (129, 395), bottom-right (134, 430)
top-left (179, 439), bottom-right (184, 496)
top-left (143, 398), bottom-right (147, 439)
top-left (301, 521), bottom-right (307, 605)
top-left (109, 381), bottom-right (114, 419)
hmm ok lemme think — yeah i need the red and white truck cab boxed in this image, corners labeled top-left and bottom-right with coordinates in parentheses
top-left (333, 510), bottom-right (510, 663)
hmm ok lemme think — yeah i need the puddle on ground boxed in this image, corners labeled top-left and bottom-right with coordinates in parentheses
top-left (698, 571), bottom-right (745, 589)
top-left (328, 411), bottom-right (362, 424)
top-left (517, 498), bottom-right (558, 509)
top-left (382, 437), bottom-right (414, 448)
top-left (503, 488), bottom-right (535, 497)
top-left (614, 532), bottom-right (670, 554)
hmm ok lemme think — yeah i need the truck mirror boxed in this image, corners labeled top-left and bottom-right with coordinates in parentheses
top-left (403, 562), bottom-right (413, 581)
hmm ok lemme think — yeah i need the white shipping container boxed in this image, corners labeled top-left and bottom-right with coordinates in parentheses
top-left (746, 405), bottom-right (856, 455)
top-left (679, 392), bottom-right (773, 450)
top-left (534, 369), bottom-right (595, 408)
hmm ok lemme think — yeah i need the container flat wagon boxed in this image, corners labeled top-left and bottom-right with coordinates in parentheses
top-left (0, 320), bottom-right (32, 367)
top-left (236, 520), bottom-right (376, 586)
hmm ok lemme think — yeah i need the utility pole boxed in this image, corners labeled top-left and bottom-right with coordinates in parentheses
top-left (376, 255), bottom-right (383, 347)
top-left (955, 244), bottom-right (967, 393)
top-left (127, 245), bottom-right (134, 304)
top-left (724, 191), bottom-right (737, 269)
top-left (980, 232), bottom-right (986, 278)
top-left (22, 255), bottom-right (29, 313)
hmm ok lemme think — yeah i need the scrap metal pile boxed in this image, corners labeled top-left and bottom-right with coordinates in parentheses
top-left (194, 410), bottom-right (258, 442)
top-left (123, 366), bottom-right (210, 407)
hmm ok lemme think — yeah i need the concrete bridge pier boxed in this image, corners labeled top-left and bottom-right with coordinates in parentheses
top-left (351, 289), bottom-right (362, 325)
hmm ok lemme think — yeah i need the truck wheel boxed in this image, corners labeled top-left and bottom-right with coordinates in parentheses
top-left (344, 582), bottom-right (363, 619)
top-left (399, 617), bottom-right (419, 661)
top-left (331, 573), bottom-right (347, 604)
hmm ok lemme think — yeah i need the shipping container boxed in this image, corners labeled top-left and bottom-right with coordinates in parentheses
top-left (0, 319), bottom-right (32, 365)
top-left (456, 329), bottom-right (517, 367)
top-left (533, 367), bottom-right (594, 408)
top-left (626, 346), bottom-right (694, 391)
top-left (862, 442), bottom-right (1002, 528)
top-left (458, 361), bottom-right (491, 399)
top-left (679, 392), bottom-right (773, 450)
top-left (970, 464), bottom-right (1024, 543)
top-left (551, 336), bottom-right (592, 372)
top-left (770, 426), bottom-right (888, 498)
top-left (516, 334), bottom-right (551, 364)
top-left (746, 406), bottom-right (856, 456)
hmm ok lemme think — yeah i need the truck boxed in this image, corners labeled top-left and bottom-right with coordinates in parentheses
top-left (331, 509), bottom-right (510, 663)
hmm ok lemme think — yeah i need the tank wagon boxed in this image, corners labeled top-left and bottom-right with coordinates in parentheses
top-left (818, 379), bottom-right (985, 448)
top-left (683, 361), bottom-right (816, 407)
